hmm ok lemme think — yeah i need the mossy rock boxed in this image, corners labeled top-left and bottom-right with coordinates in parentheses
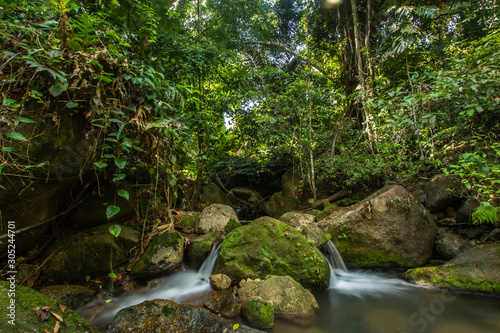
top-left (215, 217), bottom-right (330, 291)
top-left (315, 203), bottom-right (338, 221)
top-left (263, 192), bottom-right (295, 219)
top-left (187, 230), bottom-right (222, 269)
top-left (405, 244), bottom-right (500, 295)
top-left (43, 224), bottom-right (140, 282)
top-left (241, 296), bottom-right (274, 329)
top-left (0, 281), bottom-right (95, 332)
top-left (177, 212), bottom-right (200, 228)
top-left (131, 231), bottom-right (184, 276)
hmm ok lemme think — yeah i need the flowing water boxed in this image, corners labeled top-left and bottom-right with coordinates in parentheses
top-left (78, 241), bottom-right (500, 332)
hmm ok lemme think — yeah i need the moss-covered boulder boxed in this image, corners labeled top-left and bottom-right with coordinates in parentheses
top-left (43, 224), bottom-right (140, 282)
top-left (186, 230), bottom-right (222, 269)
top-left (241, 296), bottom-right (274, 329)
top-left (0, 281), bottom-right (95, 332)
top-left (175, 211), bottom-right (200, 232)
top-left (131, 231), bottom-right (184, 277)
top-left (318, 185), bottom-right (436, 269)
top-left (405, 244), bottom-right (500, 294)
top-left (263, 192), bottom-right (295, 219)
top-left (279, 211), bottom-right (330, 247)
top-left (198, 204), bottom-right (239, 233)
top-left (106, 299), bottom-right (262, 333)
top-left (238, 275), bottom-right (319, 324)
top-left (215, 217), bottom-right (330, 291)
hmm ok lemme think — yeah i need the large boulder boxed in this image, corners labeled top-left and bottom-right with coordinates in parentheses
top-left (106, 299), bottom-right (262, 333)
top-left (425, 174), bottom-right (463, 212)
top-left (264, 192), bottom-right (295, 218)
top-left (38, 285), bottom-right (95, 310)
top-left (318, 185), bottom-right (436, 269)
top-left (198, 204), bottom-right (239, 234)
top-left (215, 217), bottom-right (330, 291)
top-left (200, 182), bottom-right (234, 207)
top-left (405, 244), bottom-right (500, 294)
top-left (238, 275), bottom-right (319, 324)
top-left (0, 281), bottom-right (95, 332)
top-left (131, 231), bottom-right (184, 277)
top-left (435, 228), bottom-right (473, 260)
top-left (241, 296), bottom-right (274, 329)
top-left (43, 224), bottom-right (140, 281)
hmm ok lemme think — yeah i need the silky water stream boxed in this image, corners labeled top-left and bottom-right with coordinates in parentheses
top-left (78, 240), bottom-right (500, 333)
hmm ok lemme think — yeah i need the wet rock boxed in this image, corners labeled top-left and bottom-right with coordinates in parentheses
top-left (186, 231), bottom-right (222, 269)
top-left (0, 281), bottom-right (95, 332)
top-left (70, 181), bottom-right (135, 229)
top-left (237, 275), bottom-right (319, 326)
top-left (241, 296), bottom-right (274, 329)
top-left (131, 231), bottom-right (184, 277)
top-left (425, 174), bottom-right (463, 212)
top-left (106, 299), bottom-right (262, 333)
top-left (264, 192), bottom-right (295, 219)
top-left (435, 228), bottom-right (473, 260)
top-left (405, 244), bottom-right (500, 294)
top-left (43, 224), bottom-right (140, 282)
top-left (198, 204), bottom-right (239, 234)
top-left (38, 285), bottom-right (95, 310)
top-left (184, 290), bottom-right (240, 319)
top-left (215, 217), bottom-right (330, 291)
top-left (210, 274), bottom-right (232, 290)
top-left (319, 185), bottom-right (436, 269)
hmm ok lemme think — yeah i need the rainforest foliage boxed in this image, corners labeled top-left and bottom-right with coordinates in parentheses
top-left (1, 0), bottom-right (499, 222)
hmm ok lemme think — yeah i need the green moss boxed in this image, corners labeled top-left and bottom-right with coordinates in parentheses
top-left (161, 306), bottom-right (176, 316)
top-left (179, 212), bottom-right (199, 228)
top-left (224, 219), bottom-right (241, 233)
top-left (244, 299), bottom-right (274, 329)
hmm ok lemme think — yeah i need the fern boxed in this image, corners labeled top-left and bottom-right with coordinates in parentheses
top-left (473, 202), bottom-right (500, 225)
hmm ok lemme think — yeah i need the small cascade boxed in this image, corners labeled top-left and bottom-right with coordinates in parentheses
top-left (320, 239), bottom-right (347, 286)
top-left (78, 243), bottom-right (223, 330)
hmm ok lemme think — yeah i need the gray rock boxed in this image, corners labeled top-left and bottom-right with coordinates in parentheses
top-left (435, 228), bottom-right (473, 260)
top-left (38, 285), bottom-right (95, 309)
top-left (279, 211), bottom-right (329, 247)
top-left (198, 204), bottom-right (239, 233)
top-left (264, 192), bottom-right (295, 218)
top-left (319, 185), bottom-right (436, 269)
top-left (106, 299), bottom-right (263, 333)
top-left (425, 174), bottom-right (463, 212)
top-left (457, 198), bottom-right (481, 223)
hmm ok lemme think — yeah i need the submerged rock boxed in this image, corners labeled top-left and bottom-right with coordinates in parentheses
top-left (405, 244), bottom-right (500, 294)
top-left (238, 275), bottom-right (319, 325)
top-left (43, 224), bottom-right (140, 282)
top-left (0, 281), bottom-right (95, 332)
top-left (215, 217), bottom-right (330, 291)
top-left (131, 231), bottom-right (184, 277)
top-left (106, 299), bottom-right (262, 333)
top-left (319, 185), bottom-right (436, 269)
top-left (198, 204), bottom-right (239, 233)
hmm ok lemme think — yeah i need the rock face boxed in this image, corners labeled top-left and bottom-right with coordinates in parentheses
top-left (38, 285), bottom-right (95, 310)
top-left (405, 244), bottom-right (500, 294)
top-left (198, 204), bottom-right (239, 233)
top-left (319, 185), bottom-right (436, 269)
top-left (279, 212), bottom-right (329, 247)
top-left (131, 232), bottom-right (184, 276)
top-left (425, 174), bottom-right (463, 212)
top-left (70, 181), bottom-right (134, 229)
top-left (264, 192), bottom-right (295, 218)
top-left (43, 224), bottom-right (140, 281)
top-left (435, 228), bottom-right (473, 260)
top-left (0, 281), bottom-right (95, 332)
top-left (238, 276), bottom-right (319, 322)
top-left (106, 299), bottom-right (262, 333)
top-left (215, 217), bottom-right (330, 291)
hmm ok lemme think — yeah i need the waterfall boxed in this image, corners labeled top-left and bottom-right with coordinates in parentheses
top-left (78, 243), bottom-right (222, 329)
top-left (321, 239), bottom-right (347, 286)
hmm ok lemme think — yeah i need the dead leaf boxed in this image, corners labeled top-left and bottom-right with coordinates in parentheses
top-left (50, 311), bottom-right (64, 323)
top-left (33, 306), bottom-right (40, 316)
top-left (37, 310), bottom-right (51, 322)
top-left (58, 304), bottom-right (73, 313)
top-left (42, 305), bottom-right (52, 312)
top-left (54, 321), bottom-right (60, 333)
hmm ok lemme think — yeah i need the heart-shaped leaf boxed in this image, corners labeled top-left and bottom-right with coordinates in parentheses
top-left (106, 205), bottom-right (121, 220)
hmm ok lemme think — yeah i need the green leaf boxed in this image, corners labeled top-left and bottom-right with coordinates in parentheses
top-left (109, 224), bottom-right (122, 237)
top-left (6, 132), bottom-right (28, 141)
top-left (0, 165), bottom-right (2, 176)
top-left (94, 161), bottom-right (107, 169)
top-left (106, 206), bottom-right (121, 219)
top-left (66, 102), bottom-right (79, 109)
top-left (114, 157), bottom-right (127, 169)
top-left (113, 173), bottom-right (126, 181)
top-left (1, 147), bottom-right (20, 152)
top-left (109, 272), bottom-right (118, 279)
top-left (118, 190), bottom-right (129, 201)
top-left (233, 323), bottom-right (239, 331)
top-left (85, 275), bottom-right (90, 282)
top-left (17, 117), bottom-right (37, 123)
top-left (49, 84), bottom-right (64, 97)
top-left (2, 99), bottom-right (20, 108)
top-left (67, 39), bottom-right (82, 51)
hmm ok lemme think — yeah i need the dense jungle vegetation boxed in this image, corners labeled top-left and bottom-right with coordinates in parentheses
top-left (1, 0), bottom-right (499, 224)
